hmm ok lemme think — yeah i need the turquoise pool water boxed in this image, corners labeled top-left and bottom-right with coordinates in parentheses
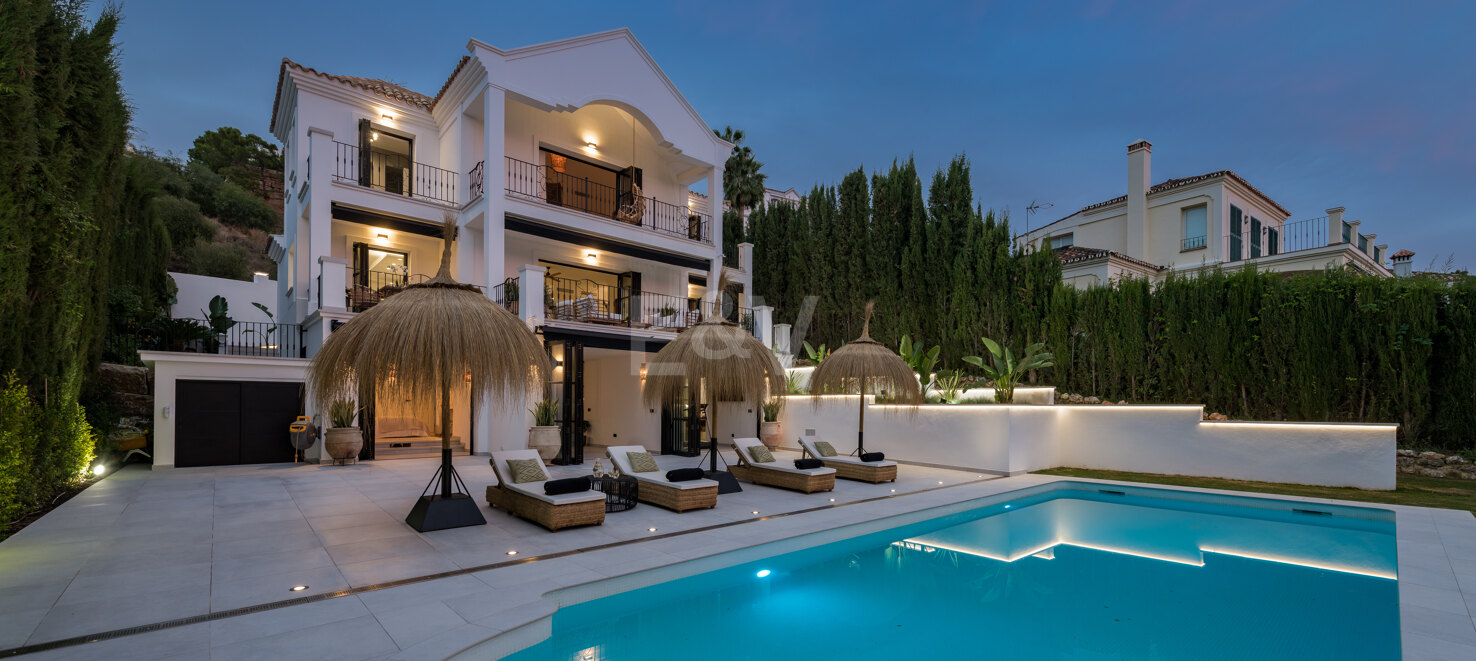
top-left (503, 484), bottom-right (1399, 660)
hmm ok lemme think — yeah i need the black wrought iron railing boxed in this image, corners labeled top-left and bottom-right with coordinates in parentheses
top-left (504, 156), bottom-right (711, 243)
top-left (469, 160), bottom-right (485, 199)
top-left (347, 267), bottom-right (425, 313)
top-left (142, 318), bottom-right (306, 358)
top-left (333, 141), bottom-right (457, 205)
top-left (1278, 216), bottom-right (1327, 254)
top-left (491, 276), bottom-right (518, 314)
top-left (542, 276), bottom-right (716, 332)
top-left (1181, 235), bottom-right (1207, 251)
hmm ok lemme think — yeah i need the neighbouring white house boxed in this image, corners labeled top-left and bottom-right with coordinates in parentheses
top-left (139, 29), bottom-right (775, 469)
top-left (1017, 140), bottom-right (1396, 289)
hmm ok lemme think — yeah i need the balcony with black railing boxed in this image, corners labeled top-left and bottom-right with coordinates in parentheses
top-left (142, 318), bottom-right (306, 358)
top-left (334, 141), bottom-right (457, 206)
top-left (502, 157), bottom-right (711, 243)
top-left (542, 276), bottom-right (750, 335)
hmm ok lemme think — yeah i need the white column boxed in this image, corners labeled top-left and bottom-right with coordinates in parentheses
top-left (738, 241), bottom-right (754, 274)
top-left (705, 163), bottom-right (724, 316)
top-left (754, 305), bottom-right (774, 349)
top-left (773, 323), bottom-right (793, 356)
top-left (518, 264), bottom-right (545, 325)
top-left (318, 256), bottom-right (349, 312)
top-left (306, 127), bottom-right (335, 314)
top-left (1326, 207), bottom-right (1345, 245)
top-left (483, 86), bottom-right (507, 293)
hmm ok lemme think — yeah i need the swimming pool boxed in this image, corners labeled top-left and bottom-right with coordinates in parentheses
top-left (501, 483), bottom-right (1399, 660)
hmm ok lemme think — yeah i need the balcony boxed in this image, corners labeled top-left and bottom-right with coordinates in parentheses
top-left (141, 318), bottom-right (306, 359)
top-left (500, 157), bottom-right (711, 243)
top-left (543, 276), bottom-right (752, 335)
top-left (333, 141), bottom-right (457, 206)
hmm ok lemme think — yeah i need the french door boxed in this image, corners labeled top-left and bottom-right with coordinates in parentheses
top-left (548, 340), bottom-right (586, 465)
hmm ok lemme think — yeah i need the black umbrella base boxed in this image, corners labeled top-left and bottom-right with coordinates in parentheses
top-left (406, 493), bottom-right (486, 532)
top-left (705, 470), bottom-right (743, 494)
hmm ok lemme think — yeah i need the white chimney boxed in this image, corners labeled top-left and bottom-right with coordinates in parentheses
top-left (1391, 250), bottom-right (1415, 278)
top-left (1127, 140), bottom-right (1152, 258)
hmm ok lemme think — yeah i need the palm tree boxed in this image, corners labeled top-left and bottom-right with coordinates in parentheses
top-left (714, 126), bottom-right (767, 220)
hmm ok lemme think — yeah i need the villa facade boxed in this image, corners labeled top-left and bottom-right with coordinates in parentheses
top-left (141, 30), bottom-right (774, 469)
top-left (1017, 140), bottom-right (1396, 289)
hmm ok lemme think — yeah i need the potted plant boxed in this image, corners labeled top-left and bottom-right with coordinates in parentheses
top-left (528, 399), bottom-right (560, 463)
top-left (324, 399), bottom-right (362, 465)
top-left (760, 398), bottom-right (784, 448)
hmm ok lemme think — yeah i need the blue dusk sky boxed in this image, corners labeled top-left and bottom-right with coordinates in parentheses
top-left (102, 1), bottom-right (1474, 271)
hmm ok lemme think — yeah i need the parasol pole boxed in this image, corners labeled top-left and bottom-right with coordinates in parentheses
top-left (857, 376), bottom-right (866, 454)
top-left (440, 378), bottom-right (452, 498)
top-left (709, 391), bottom-right (720, 473)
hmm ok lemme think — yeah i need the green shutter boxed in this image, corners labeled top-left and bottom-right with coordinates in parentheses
top-left (1250, 217), bottom-right (1262, 258)
top-left (1230, 206), bottom-right (1243, 261)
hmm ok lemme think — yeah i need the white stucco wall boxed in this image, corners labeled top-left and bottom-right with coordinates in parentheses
top-left (141, 351), bottom-right (312, 469)
top-left (779, 396), bottom-right (1395, 489)
top-left (170, 272), bottom-right (277, 323)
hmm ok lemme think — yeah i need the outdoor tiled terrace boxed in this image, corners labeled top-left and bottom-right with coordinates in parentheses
top-left (1, 453), bottom-right (1474, 660)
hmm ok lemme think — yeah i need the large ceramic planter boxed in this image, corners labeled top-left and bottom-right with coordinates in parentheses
top-left (529, 426), bottom-right (560, 463)
top-left (760, 420), bottom-right (782, 449)
top-left (324, 427), bottom-right (362, 465)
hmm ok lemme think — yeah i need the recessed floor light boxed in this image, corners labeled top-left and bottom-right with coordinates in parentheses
top-left (647, 527), bottom-right (657, 532)
top-left (751, 510), bottom-right (759, 515)
top-left (506, 550), bottom-right (518, 556)
top-left (890, 489), bottom-right (896, 493)
top-left (938, 481), bottom-right (944, 485)
top-left (828, 498), bottom-right (835, 502)
top-left (290, 585), bottom-right (308, 592)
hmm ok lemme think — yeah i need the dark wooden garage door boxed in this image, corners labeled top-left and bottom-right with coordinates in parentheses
top-left (176, 380), bottom-right (302, 467)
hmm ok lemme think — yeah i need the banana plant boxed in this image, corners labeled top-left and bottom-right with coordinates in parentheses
top-left (802, 340), bottom-right (829, 366)
top-left (962, 337), bottom-right (1055, 404)
top-left (899, 334), bottom-right (940, 390)
top-left (933, 369), bottom-right (965, 404)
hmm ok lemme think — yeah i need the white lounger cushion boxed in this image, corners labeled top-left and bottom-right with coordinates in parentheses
top-left (731, 438), bottom-right (835, 476)
top-left (799, 437), bottom-right (898, 468)
top-left (490, 450), bottom-right (606, 506)
top-left (605, 445), bottom-right (719, 491)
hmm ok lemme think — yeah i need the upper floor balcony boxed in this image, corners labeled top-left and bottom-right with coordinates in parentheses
top-left (500, 156), bottom-right (711, 244)
top-left (334, 140), bottom-right (458, 207)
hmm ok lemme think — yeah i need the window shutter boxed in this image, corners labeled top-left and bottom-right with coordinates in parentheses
top-left (357, 119), bottom-right (372, 187)
top-left (1230, 206), bottom-right (1243, 261)
top-left (1267, 227), bottom-right (1279, 256)
top-left (1250, 217), bottom-right (1262, 258)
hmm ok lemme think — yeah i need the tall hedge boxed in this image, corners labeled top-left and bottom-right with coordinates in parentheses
top-left (0, 2), bottom-right (163, 527)
top-left (748, 154), bottom-right (1475, 450)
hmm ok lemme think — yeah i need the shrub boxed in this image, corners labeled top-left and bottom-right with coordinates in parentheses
top-left (0, 373), bottom-right (95, 530)
top-left (154, 195), bottom-right (211, 249)
top-left (180, 241), bottom-right (250, 280)
top-left (212, 180), bottom-right (277, 231)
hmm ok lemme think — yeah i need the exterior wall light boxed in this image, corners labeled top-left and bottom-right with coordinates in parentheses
top-left (584, 251), bottom-right (598, 264)
top-left (381, 113), bottom-right (393, 121)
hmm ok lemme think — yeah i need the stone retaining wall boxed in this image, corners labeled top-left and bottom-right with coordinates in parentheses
top-left (1397, 449), bottom-right (1476, 479)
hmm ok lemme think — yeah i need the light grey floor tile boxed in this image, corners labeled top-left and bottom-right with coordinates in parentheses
top-left (210, 613), bottom-right (397, 661)
top-left (210, 594), bottom-right (370, 647)
top-left (325, 534), bottom-right (435, 566)
top-left (210, 564), bottom-right (350, 612)
top-left (26, 584), bottom-right (210, 644)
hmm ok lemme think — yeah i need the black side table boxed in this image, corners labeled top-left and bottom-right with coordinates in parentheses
top-left (589, 475), bottom-right (639, 512)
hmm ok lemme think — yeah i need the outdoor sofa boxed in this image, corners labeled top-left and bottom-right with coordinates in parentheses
top-left (605, 445), bottom-right (720, 512)
top-left (799, 436), bottom-right (899, 483)
top-left (729, 437), bottom-right (836, 494)
top-left (487, 449), bottom-right (606, 531)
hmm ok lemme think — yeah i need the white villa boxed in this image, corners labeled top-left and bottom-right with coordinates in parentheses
top-left (140, 29), bottom-right (774, 469)
top-left (1017, 140), bottom-right (1396, 289)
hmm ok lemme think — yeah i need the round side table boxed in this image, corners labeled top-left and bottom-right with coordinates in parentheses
top-left (589, 475), bottom-right (639, 512)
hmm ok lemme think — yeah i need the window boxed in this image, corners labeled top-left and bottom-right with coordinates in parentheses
top-left (1048, 234), bottom-right (1074, 250)
top-left (1181, 206), bottom-right (1207, 250)
top-left (1229, 205), bottom-right (1243, 261)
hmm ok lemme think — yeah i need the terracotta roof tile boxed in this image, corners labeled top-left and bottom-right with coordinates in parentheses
top-left (1391, 249), bottom-right (1416, 259)
top-left (1034, 169), bottom-right (1292, 236)
top-left (270, 57), bottom-right (472, 134)
top-left (1054, 245), bottom-right (1165, 272)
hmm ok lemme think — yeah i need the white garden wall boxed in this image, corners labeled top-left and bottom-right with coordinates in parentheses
top-left (779, 396), bottom-right (1396, 490)
top-left (170, 272), bottom-right (276, 323)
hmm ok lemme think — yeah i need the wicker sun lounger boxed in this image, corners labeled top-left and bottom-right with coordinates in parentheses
top-left (799, 437), bottom-right (899, 484)
top-left (729, 437), bottom-right (835, 494)
top-left (487, 450), bottom-right (606, 531)
top-left (606, 445), bottom-right (719, 512)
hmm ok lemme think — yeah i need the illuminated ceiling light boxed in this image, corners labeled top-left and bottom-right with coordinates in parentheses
top-left (370, 131), bottom-right (379, 141)
top-left (755, 569), bottom-right (771, 578)
top-left (290, 585), bottom-right (308, 592)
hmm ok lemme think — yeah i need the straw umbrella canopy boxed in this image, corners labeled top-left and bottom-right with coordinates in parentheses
top-left (309, 214), bottom-right (547, 529)
top-left (808, 302), bottom-right (922, 454)
top-left (643, 311), bottom-right (784, 486)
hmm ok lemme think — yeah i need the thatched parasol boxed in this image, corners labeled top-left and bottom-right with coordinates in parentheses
top-left (808, 302), bottom-right (922, 454)
top-left (309, 214), bottom-right (547, 531)
top-left (643, 309), bottom-right (783, 494)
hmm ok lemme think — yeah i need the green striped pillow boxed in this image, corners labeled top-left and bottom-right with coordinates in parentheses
top-left (748, 445), bottom-right (775, 463)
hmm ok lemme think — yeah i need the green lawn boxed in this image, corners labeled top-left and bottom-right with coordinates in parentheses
top-left (1034, 467), bottom-right (1476, 515)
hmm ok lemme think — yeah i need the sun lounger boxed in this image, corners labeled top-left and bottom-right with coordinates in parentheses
top-left (605, 445), bottom-right (719, 512)
top-left (729, 437), bottom-right (835, 494)
top-left (486, 449), bottom-right (606, 531)
top-left (798, 437), bottom-right (899, 483)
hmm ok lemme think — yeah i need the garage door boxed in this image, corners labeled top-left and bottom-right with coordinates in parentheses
top-left (176, 380), bottom-right (302, 467)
